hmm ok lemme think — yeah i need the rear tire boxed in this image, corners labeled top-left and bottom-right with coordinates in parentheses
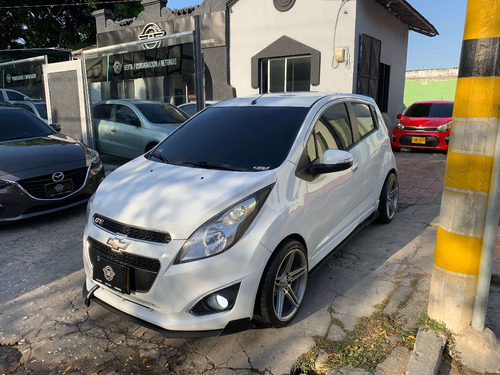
top-left (254, 239), bottom-right (308, 328)
top-left (377, 172), bottom-right (399, 224)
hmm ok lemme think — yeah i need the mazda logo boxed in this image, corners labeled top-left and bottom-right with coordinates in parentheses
top-left (52, 172), bottom-right (65, 182)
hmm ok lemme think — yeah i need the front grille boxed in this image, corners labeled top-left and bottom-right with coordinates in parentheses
top-left (399, 135), bottom-right (440, 147)
top-left (18, 167), bottom-right (88, 199)
top-left (88, 237), bottom-right (161, 293)
top-left (24, 194), bottom-right (91, 215)
top-left (93, 214), bottom-right (171, 244)
top-left (403, 126), bottom-right (438, 132)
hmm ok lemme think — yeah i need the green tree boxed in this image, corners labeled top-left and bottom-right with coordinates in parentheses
top-left (0, 1), bottom-right (143, 51)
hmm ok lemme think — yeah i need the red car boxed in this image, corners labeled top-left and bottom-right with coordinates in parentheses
top-left (391, 100), bottom-right (454, 151)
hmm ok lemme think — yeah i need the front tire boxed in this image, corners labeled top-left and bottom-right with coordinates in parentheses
top-left (254, 239), bottom-right (308, 327)
top-left (377, 172), bottom-right (399, 223)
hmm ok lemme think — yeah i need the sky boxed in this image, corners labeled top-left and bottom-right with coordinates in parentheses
top-left (166, 0), bottom-right (468, 71)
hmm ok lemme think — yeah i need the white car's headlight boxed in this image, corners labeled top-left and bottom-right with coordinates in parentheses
top-left (175, 185), bottom-right (274, 263)
top-left (437, 121), bottom-right (452, 133)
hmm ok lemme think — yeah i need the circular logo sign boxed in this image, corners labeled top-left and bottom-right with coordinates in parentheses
top-left (112, 60), bottom-right (123, 74)
top-left (5, 73), bottom-right (12, 84)
top-left (138, 23), bottom-right (166, 49)
top-left (274, 0), bottom-right (296, 12)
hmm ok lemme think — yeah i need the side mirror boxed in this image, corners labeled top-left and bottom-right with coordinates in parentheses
top-left (396, 114), bottom-right (402, 119)
top-left (130, 118), bottom-right (141, 127)
top-left (309, 149), bottom-right (353, 176)
top-left (49, 123), bottom-right (61, 132)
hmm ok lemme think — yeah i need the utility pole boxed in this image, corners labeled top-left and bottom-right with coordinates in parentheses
top-left (428, 0), bottom-right (499, 334)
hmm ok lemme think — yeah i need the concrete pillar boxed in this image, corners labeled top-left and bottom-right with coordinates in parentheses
top-left (428, 0), bottom-right (500, 333)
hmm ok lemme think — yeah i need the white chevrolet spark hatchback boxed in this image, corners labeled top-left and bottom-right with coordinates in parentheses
top-left (83, 93), bottom-right (398, 336)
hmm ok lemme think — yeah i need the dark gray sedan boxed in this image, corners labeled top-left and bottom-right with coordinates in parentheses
top-left (0, 107), bottom-right (105, 222)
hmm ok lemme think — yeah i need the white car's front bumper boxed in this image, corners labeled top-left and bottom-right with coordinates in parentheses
top-left (83, 222), bottom-right (272, 335)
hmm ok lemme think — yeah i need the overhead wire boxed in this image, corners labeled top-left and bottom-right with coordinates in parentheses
top-left (0, 0), bottom-right (141, 9)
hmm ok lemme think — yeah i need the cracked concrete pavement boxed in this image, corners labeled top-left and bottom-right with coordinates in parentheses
top-left (1, 151), bottom-right (498, 375)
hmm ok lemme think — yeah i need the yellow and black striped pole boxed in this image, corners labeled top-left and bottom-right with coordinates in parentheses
top-left (428, 0), bottom-right (500, 332)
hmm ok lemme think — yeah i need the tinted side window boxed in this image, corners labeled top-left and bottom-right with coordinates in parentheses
top-left (115, 105), bottom-right (140, 126)
top-left (135, 103), bottom-right (188, 124)
top-left (322, 103), bottom-right (353, 150)
top-left (351, 103), bottom-right (376, 138)
top-left (6, 91), bottom-right (25, 101)
top-left (305, 104), bottom-right (352, 164)
top-left (93, 104), bottom-right (112, 120)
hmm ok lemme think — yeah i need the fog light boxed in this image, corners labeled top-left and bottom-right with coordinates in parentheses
top-left (207, 294), bottom-right (230, 310)
top-left (190, 283), bottom-right (240, 316)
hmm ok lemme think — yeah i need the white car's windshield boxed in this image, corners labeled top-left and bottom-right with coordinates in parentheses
top-left (149, 106), bottom-right (309, 172)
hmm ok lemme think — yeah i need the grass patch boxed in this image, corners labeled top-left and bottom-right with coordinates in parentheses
top-left (294, 307), bottom-right (417, 373)
top-left (417, 313), bottom-right (451, 337)
top-left (294, 345), bottom-right (319, 374)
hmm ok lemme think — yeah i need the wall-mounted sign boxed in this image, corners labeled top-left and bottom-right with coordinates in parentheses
top-left (138, 23), bottom-right (166, 49)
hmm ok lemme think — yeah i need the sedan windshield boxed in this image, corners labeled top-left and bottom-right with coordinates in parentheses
top-left (0, 109), bottom-right (54, 142)
top-left (405, 103), bottom-right (453, 118)
top-left (135, 103), bottom-right (188, 124)
top-left (150, 106), bottom-right (309, 171)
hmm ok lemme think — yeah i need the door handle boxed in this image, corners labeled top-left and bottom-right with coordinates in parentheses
top-left (111, 129), bottom-right (117, 133)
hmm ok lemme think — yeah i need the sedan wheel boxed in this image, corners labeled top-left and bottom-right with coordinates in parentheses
top-left (377, 172), bottom-right (399, 223)
top-left (254, 239), bottom-right (308, 327)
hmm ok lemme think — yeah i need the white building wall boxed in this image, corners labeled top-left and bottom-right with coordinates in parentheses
top-left (229, 0), bottom-right (357, 96)
top-left (355, 0), bottom-right (409, 128)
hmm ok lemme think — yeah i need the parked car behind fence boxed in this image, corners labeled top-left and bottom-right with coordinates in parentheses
top-left (92, 99), bottom-right (189, 159)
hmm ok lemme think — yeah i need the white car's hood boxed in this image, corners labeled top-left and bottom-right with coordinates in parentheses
top-left (92, 157), bottom-right (276, 239)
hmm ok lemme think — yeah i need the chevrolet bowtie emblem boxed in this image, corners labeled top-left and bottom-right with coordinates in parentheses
top-left (107, 236), bottom-right (130, 252)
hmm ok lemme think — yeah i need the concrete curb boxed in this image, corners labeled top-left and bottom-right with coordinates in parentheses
top-left (407, 328), bottom-right (447, 375)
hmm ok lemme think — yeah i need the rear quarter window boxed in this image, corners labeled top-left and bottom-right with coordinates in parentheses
top-left (351, 102), bottom-right (377, 138)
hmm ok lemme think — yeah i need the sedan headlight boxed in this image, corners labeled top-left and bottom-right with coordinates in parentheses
top-left (437, 121), bottom-right (452, 133)
top-left (396, 123), bottom-right (404, 130)
top-left (0, 179), bottom-right (13, 190)
top-left (83, 144), bottom-right (101, 169)
top-left (175, 185), bottom-right (274, 263)
top-left (90, 149), bottom-right (101, 169)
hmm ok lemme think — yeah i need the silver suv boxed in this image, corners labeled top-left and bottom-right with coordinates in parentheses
top-left (92, 99), bottom-right (189, 159)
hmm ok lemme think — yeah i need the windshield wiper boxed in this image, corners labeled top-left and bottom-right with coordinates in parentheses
top-left (151, 152), bottom-right (170, 163)
top-left (175, 161), bottom-right (247, 171)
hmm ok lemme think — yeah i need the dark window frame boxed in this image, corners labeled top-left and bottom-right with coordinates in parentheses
top-left (251, 35), bottom-right (321, 91)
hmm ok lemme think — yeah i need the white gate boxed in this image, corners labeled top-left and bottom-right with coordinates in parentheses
top-left (43, 60), bottom-right (91, 146)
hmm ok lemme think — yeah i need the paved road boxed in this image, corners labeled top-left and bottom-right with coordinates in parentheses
top-left (0, 150), bottom-right (497, 375)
